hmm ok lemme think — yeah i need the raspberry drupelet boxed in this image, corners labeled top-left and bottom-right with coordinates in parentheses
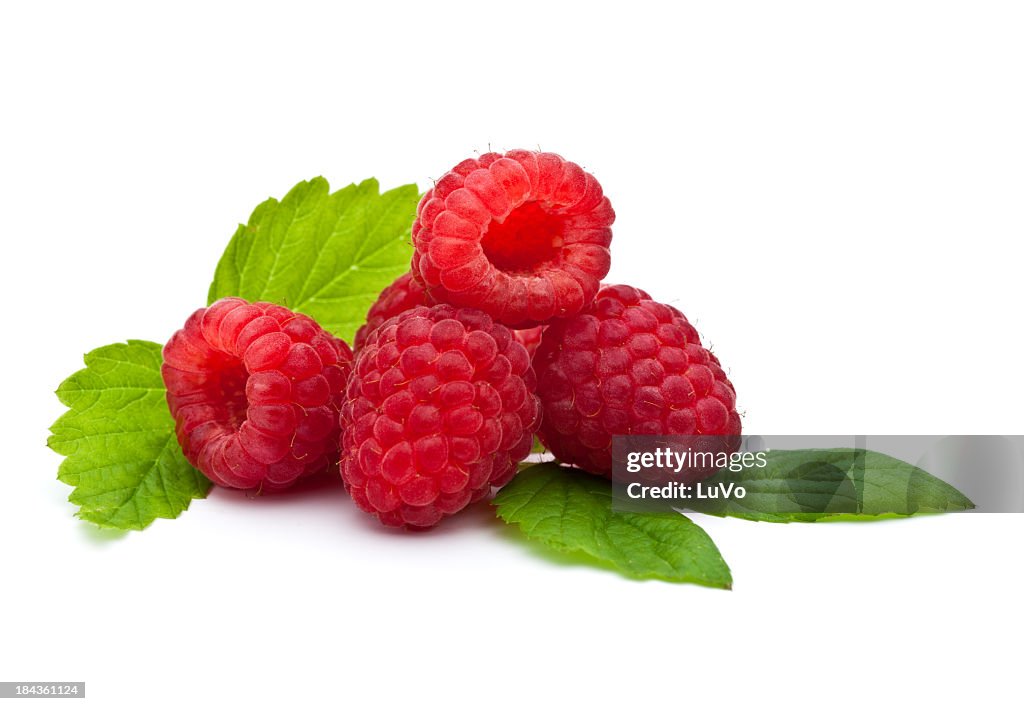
top-left (340, 304), bottom-right (541, 528)
top-left (162, 297), bottom-right (353, 491)
top-left (411, 150), bottom-right (614, 328)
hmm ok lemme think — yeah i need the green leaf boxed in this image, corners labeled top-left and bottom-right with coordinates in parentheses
top-left (208, 177), bottom-right (419, 344)
top-left (687, 449), bottom-right (975, 522)
top-left (495, 463), bottom-right (732, 588)
top-left (48, 341), bottom-right (211, 530)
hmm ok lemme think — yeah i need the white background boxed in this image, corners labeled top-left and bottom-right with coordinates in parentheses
top-left (2, 1), bottom-right (1022, 709)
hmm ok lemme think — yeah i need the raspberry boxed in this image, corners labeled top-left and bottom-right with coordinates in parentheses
top-left (533, 285), bottom-right (741, 476)
top-left (353, 272), bottom-right (427, 352)
top-left (411, 150), bottom-right (615, 328)
top-left (162, 297), bottom-right (353, 491)
top-left (353, 271), bottom-right (544, 356)
top-left (340, 304), bottom-right (541, 528)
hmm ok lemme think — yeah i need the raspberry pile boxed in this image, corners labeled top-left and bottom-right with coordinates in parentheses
top-left (162, 298), bottom-right (353, 491)
top-left (160, 149), bottom-right (741, 528)
top-left (340, 305), bottom-right (539, 527)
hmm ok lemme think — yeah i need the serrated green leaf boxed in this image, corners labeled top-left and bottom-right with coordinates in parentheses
top-left (495, 463), bottom-right (732, 587)
top-left (208, 177), bottom-right (419, 343)
top-left (48, 340), bottom-right (210, 530)
top-left (687, 449), bottom-right (975, 522)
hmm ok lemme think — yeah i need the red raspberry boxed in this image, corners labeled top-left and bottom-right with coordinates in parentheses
top-left (353, 272), bottom-right (427, 352)
top-left (411, 150), bottom-right (615, 328)
top-left (533, 285), bottom-right (741, 476)
top-left (353, 271), bottom-right (544, 356)
top-left (340, 304), bottom-right (540, 528)
top-left (162, 297), bottom-right (353, 491)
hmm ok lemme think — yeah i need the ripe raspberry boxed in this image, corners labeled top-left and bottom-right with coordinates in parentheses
top-left (340, 304), bottom-right (540, 528)
top-left (411, 150), bottom-right (615, 328)
top-left (162, 297), bottom-right (353, 491)
top-left (353, 271), bottom-right (544, 356)
top-left (353, 272), bottom-right (427, 352)
top-left (534, 285), bottom-right (741, 476)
